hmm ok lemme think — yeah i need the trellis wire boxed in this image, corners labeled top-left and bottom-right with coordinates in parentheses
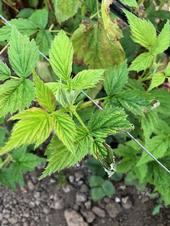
top-left (0, 15), bottom-right (170, 175)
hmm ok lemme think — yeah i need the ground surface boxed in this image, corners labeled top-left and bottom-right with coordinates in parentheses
top-left (0, 164), bottom-right (169, 226)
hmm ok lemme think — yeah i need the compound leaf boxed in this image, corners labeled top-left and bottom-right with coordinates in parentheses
top-left (104, 62), bottom-right (128, 95)
top-left (72, 22), bottom-right (125, 68)
top-left (0, 79), bottom-right (35, 116)
top-left (8, 28), bottom-right (39, 78)
top-left (54, 111), bottom-right (77, 152)
top-left (129, 52), bottom-right (154, 72)
top-left (53, 0), bottom-right (81, 23)
top-left (0, 60), bottom-right (11, 81)
top-left (153, 21), bottom-right (170, 54)
top-left (49, 30), bottom-right (73, 80)
top-left (88, 107), bottom-right (132, 138)
top-left (0, 108), bottom-right (53, 155)
top-left (29, 9), bottom-right (48, 29)
top-left (71, 69), bottom-right (104, 90)
top-left (125, 10), bottom-right (157, 50)
top-left (42, 128), bottom-right (91, 177)
top-left (33, 73), bottom-right (56, 112)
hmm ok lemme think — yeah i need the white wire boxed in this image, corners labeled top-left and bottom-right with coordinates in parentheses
top-left (0, 14), bottom-right (170, 175)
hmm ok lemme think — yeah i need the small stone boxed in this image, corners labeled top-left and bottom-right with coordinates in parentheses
top-left (106, 203), bottom-right (122, 218)
top-left (77, 180), bottom-right (84, 186)
top-left (69, 175), bottom-right (74, 183)
top-left (84, 201), bottom-right (91, 210)
top-left (75, 172), bottom-right (84, 182)
top-left (115, 197), bottom-right (121, 203)
top-left (43, 207), bottom-right (50, 214)
top-left (27, 180), bottom-right (34, 191)
top-left (76, 193), bottom-right (87, 203)
top-left (34, 191), bottom-right (40, 199)
top-left (104, 197), bottom-right (110, 203)
top-left (92, 207), bottom-right (105, 218)
top-left (121, 196), bottom-right (133, 209)
top-left (8, 217), bottom-right (17, 224)
top-left (81, 211), bottom-right (95, 223)
top-left (64, 209), bottom-right (88, 226)
top-left (80, 184), bottom-right (88, 193)
top-left (63, 185), bottom-right (72, 193)
top-left (53, 199), bottom-right (64, 210)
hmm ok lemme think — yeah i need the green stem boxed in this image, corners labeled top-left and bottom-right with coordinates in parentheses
top-left (73, 110), bottom-right (89, 132)
top-left (78, 96), bottom-right (107, 110)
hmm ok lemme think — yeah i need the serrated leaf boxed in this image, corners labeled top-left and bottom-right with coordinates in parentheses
top-left (0, 108), bottom-right (53, 155)
top-left (153, 165), bottom-right (170, 205)
top-left (125, 10), bottom-right (157, 50)
top-left (148, 73), bottom-right (165, 91)
top-left (141, 111), bottom-right (160, 141)
top-left (0, 18), bottom-right (38, 42)
top-left (36, 30), bottom-right (53, 55)
top-left (120, 0), bottom-right (138, 7)
top-left (71, 69), bottom-right (104, 90)
top-left (114, 89), bottom-right (151, 115)
top-left (0, 147), bottom-right (44, 189)
top-left (104, 62), bottom-right (128, 95)
top-left (42, 129), bottom-right (91, 177)
top-left (88, 107), bottom-right (132, 138)
top-left (49, 30), bottom-right (73, 80)
top-left (0, 79), bottom-right (35, 116)
top-left (29, 9), bottom-right (48, 29)
top-left (137, 135), bottom-right (169, 166)
top-left (101, 0), bottom-right (122, 40)
top-left (33, 73), bottom-right (56, 112)
top-left (72, 22), bottom-right (125, 69)
top-left (153, 21), bottom-right (170, 54)
top-left (129, 52), bottom-right (154, 72)
top-left (8, 28), bottom-right (39, 78)
top-left (0, 60), bottom-right (11, 81)
top-left (53, 0), bottom-right (81, 23)
top-left (54, 111), bottom-right (77, 152)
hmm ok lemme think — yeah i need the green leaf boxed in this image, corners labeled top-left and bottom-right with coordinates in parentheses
top-left (141, 111), bottom-right (160, 141)
top-left (137, 135), bottom-right (169, 166)
top-left (88, 107), bottom-right (132, 138)
top-left (49, 30), bottom-right (73, 80)
top-left (33, 73), bottom-right (56, 112)
top-left (125, 11), bottom-right (157, 50)
top-left (153, 21), bottom-right (170, 54)
top-left (89, 175), bottom-right (104, 187)
top-left (113, 89), bottom-right (151, 115)
top-left (53, 0), bottom-right (81, 23)
top-left (0, 147), bottom-right (44, 189)
top-left (91, 187), bottom-right (105, 201)
top-left (120, 0), bottom-right (138, 7)
top-left (8, 28), bottom-right (39, 78)
top-left (102, 180), bottom-right (115, 197)
top-left (0, 60), bottom-right (11, 81)
top-left (0, 108), bottom-right (53, 155)
top-left (153, 165), bottom-right (170, 205)
top-left (71, 69), bottom-right (104, 90)
top-left (0, 79), bottom-right (35, 116)
top-left (54, 111), bottom-right (77, 152)
top-left (148, 73), bottom-right (165, 91)
top-left (129, 52), bottom-right (154, 72)
top-left (17, 8), bottom-right (34, 18)
top-left (42, 129), bottom-right (91, 177)
top-left (36, 30), bottom-right (52, 55)
top-left (104, 62), bottom-right (128, 95)
top-left (72, 22), bottom-right (125, 69)
top-left (29, 9), bottom-right (48, 29)
top-left (0, 18), bottom-right (38, 42)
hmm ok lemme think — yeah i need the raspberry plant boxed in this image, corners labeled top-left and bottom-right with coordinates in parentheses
top-left (0, 0), bottom-right (170, 206)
